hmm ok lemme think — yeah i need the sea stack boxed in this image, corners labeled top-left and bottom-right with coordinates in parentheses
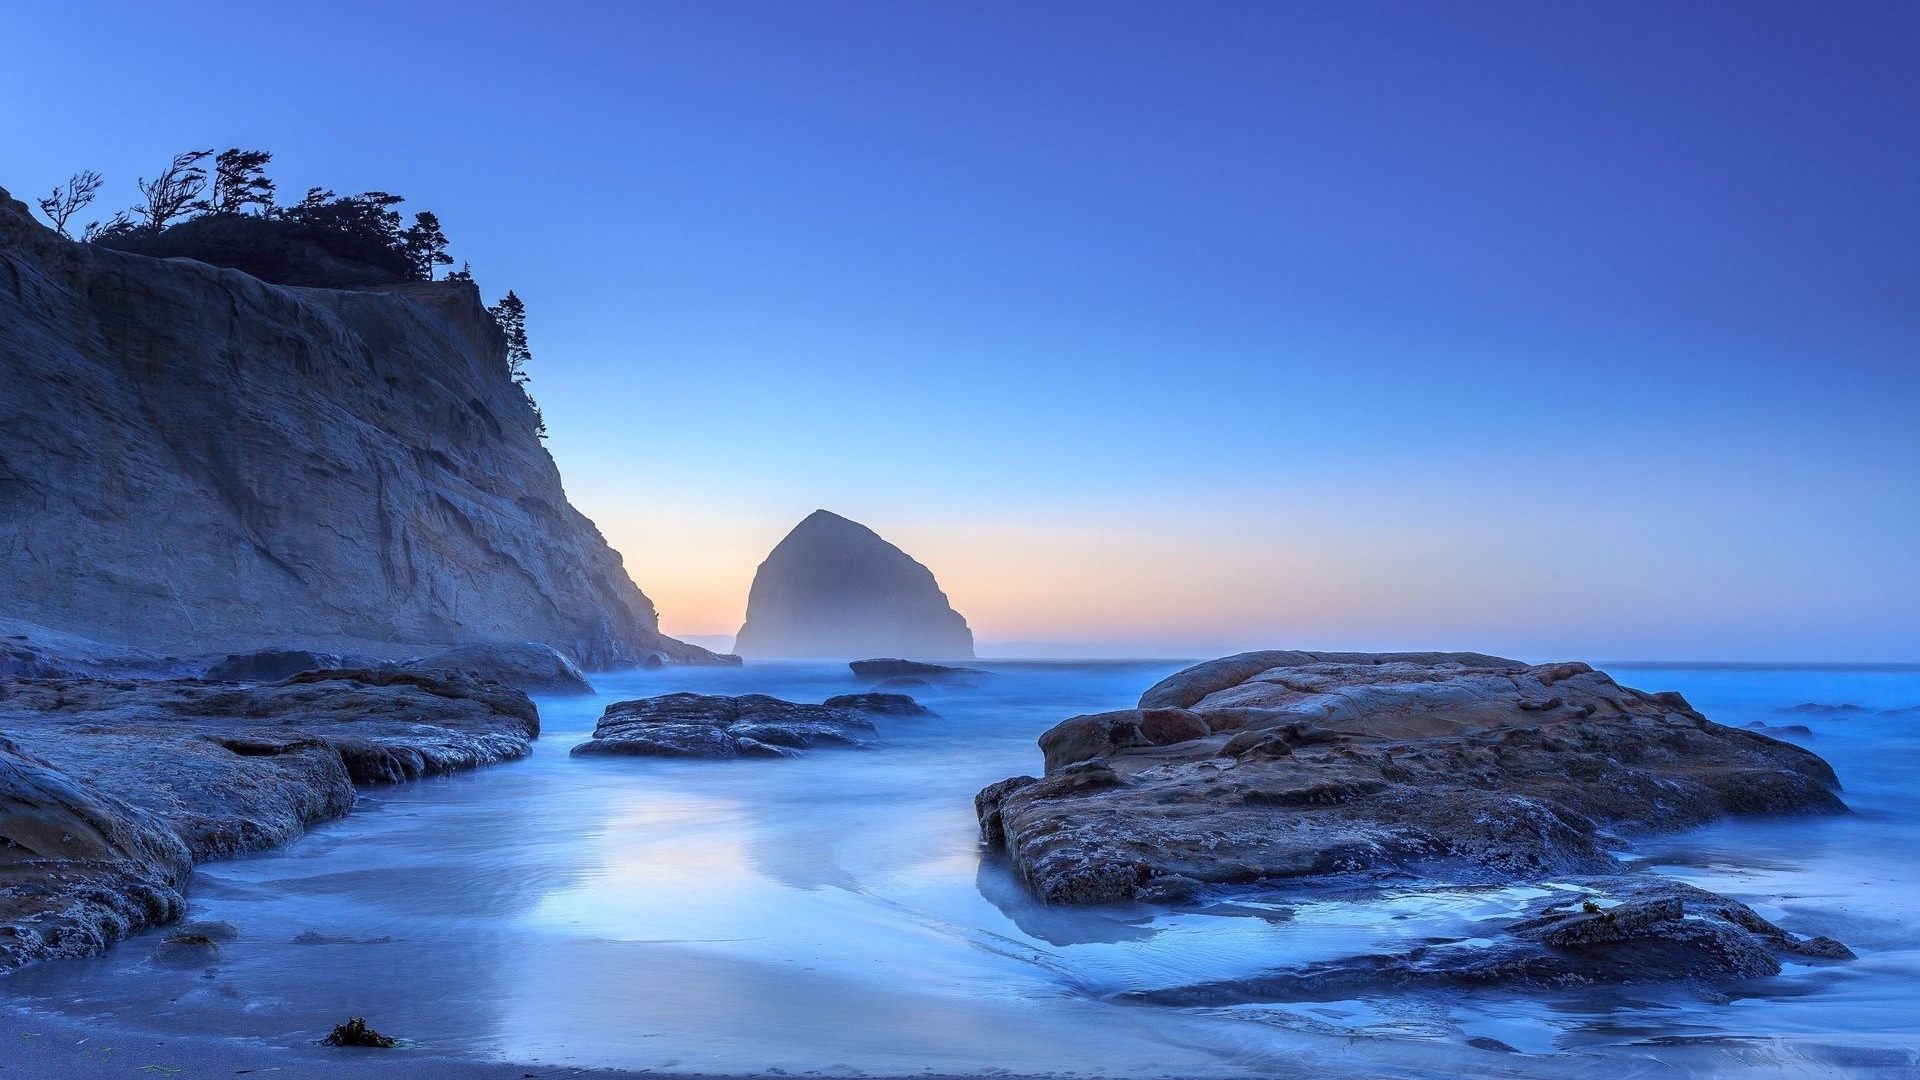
top-left (734, 511), bottom-right (974, 659)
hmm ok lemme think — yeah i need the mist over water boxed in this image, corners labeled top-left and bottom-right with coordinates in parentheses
top-left (8, 660), bottom-right (1919, 1077)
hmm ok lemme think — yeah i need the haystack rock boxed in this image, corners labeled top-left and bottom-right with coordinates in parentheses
top-left (733, 511), bottom-right (974, 659)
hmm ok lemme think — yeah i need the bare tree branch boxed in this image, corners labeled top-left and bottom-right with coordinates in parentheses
top-left (133, 149), bottom-right (213, 230)
top-left (37, 170), bottom-right (104, 238)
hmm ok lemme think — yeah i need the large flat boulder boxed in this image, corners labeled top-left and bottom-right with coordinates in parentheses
top-left (0, 669), bottom-right (539, 969)
top-left (977, 652), bottom-right (1846, 906)
top-left (571, 693), bottom-right (881, 760)
top-left (402, 641), bottom-right (594, 695)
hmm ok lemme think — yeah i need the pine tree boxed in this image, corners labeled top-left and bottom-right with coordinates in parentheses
top-left (133, 150), bottom-right (213, 230)
top-left (488, 290), bottom-right (532, 382)
top-left (203, 149), bottom-right (275, 215)
top-left (487, 290), bottom-right (544, 438)
top-left (400, 211), bottom-right (452, 280)
top-left (82, 211), bottom-right (135, 243)
top-left (446, 261), bottom-right (475, 284)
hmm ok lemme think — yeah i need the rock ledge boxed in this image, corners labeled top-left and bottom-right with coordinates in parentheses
top-left (978, 652), bottom-right (1846, 905)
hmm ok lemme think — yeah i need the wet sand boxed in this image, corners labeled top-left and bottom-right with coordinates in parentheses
top-left (4, 1006), bottom-right (1327, 1080)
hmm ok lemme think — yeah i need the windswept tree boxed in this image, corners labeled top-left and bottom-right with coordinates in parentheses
top-left (287, 185), bottom-right (337, 216)
top-left (488, 290), bottom-right (532, 381)
top-left (37, 170), bottom-right (103, 238)
top-left (488, 291), bottom-right (544, 437)
top-left (203, 148), bottom-right (275, 215)
top-left (400, 211), bottom-right (452, 280)
top-left (133, 149), bottom-right (213, 230)
top-left (282, 188), bottom-right (405, 244)
top-left (82, 211), bottom-right (135, 243)
top-left (445, 261), bottom-right (475, 283)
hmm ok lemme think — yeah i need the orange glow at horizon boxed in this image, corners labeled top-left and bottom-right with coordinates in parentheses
top-left (583, 495), bottom-right (1894, 661)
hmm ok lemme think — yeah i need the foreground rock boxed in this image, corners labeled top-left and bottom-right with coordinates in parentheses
top-left (571, 693), bottom-right (886, 760)
top-left (734, 510), bottom-right (974, 659)
top-left (403, 642), bottom-right (594, 695)
top-left (977, 651), bottom-right (1846, 906)
top-left (0, 670), bottom-right (538, 969)
top-left (0, 185), bottom-right (720, 669)
top-left (1127, 878), bottom-right (1854, 1006)
top-left (0, 736), bottom-right (191, 970)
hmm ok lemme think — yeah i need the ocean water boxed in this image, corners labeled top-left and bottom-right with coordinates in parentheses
top-left (5, 660), bottom-right (1918, 1078)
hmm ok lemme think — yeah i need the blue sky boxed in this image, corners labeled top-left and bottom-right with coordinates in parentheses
top-left (3, 1), bottom-right (1915, 658)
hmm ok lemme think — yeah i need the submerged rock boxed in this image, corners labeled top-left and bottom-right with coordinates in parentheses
top-left (851, 658), bottom-right (987, 682)
top-left (1127, 878), bottom-right (1854, 1005)
top-left (977, 651), bottom-right (1847, 906)
top-left (154, 929), bottom-right (225, 966)
top-left (0, 670), bottom-right (539, 970)
top-left (734, 510), bottom-right (974, 660)
top-left (822, 692), bottom-right (933, 716)
top-left (402, 641), bottom-right (594, 695)
top-left (174, 919), bottom-right (239, 943)
top-left (571, 693), bottom-right (881, 760)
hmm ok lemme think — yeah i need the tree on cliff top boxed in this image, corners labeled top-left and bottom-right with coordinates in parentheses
top-left (133, 150), bottom-right (213, 230)
top-left (487, 290), bottom-right (546, 440)
top-left (37, 171), bottom-right (102, 238)
top-left (201, 149), bottom-right (276, 215)
top-left (282, 187), bottom-right (407, 246)
top-left (489, 291), bottom-right (533, 383)
top-left (48, 148), bottom-right (466, 287)
top-left (400, 211), bottom-right (453, 280)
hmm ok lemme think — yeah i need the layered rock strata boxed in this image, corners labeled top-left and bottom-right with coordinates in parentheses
top-left (977, 651), bottom-right (1846, 905)
top-left (401, 642), bottom-right (596, 695)
top-left (0, 185), bottom-right (713, 669)
top-left (0, 670), bottom-right (538, 969)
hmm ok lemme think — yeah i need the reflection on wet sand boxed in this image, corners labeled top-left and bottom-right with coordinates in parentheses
top-left (4, 661), bottom-right (1917, 1079)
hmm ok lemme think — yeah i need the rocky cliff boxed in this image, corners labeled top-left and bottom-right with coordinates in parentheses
top-left (734, 510), bottom-right (974, 659)
top-left (0, 185), bottom-right (713, 668)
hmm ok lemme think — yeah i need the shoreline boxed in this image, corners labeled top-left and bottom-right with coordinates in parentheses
top-left (6, 660), bottom-right (1916, 1080)
top-left (0, 669), bottom-right (544, 972)
top-left (0, 1005), bottom-right (1321, 1080)
top-left (16, 999), bottom-right (1920, 1080)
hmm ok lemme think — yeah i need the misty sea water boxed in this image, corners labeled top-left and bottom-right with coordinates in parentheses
top-left (6, 660), bottom-right (1917, 1079)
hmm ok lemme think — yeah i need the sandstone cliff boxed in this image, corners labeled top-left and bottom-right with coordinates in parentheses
top-left (0, 185), bottom-right (713, 668)
top-left (734, 510), bottom-right (974, 659)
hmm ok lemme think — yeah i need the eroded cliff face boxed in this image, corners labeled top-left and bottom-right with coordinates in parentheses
top-left (0, 186), bottom-right (712, 668)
